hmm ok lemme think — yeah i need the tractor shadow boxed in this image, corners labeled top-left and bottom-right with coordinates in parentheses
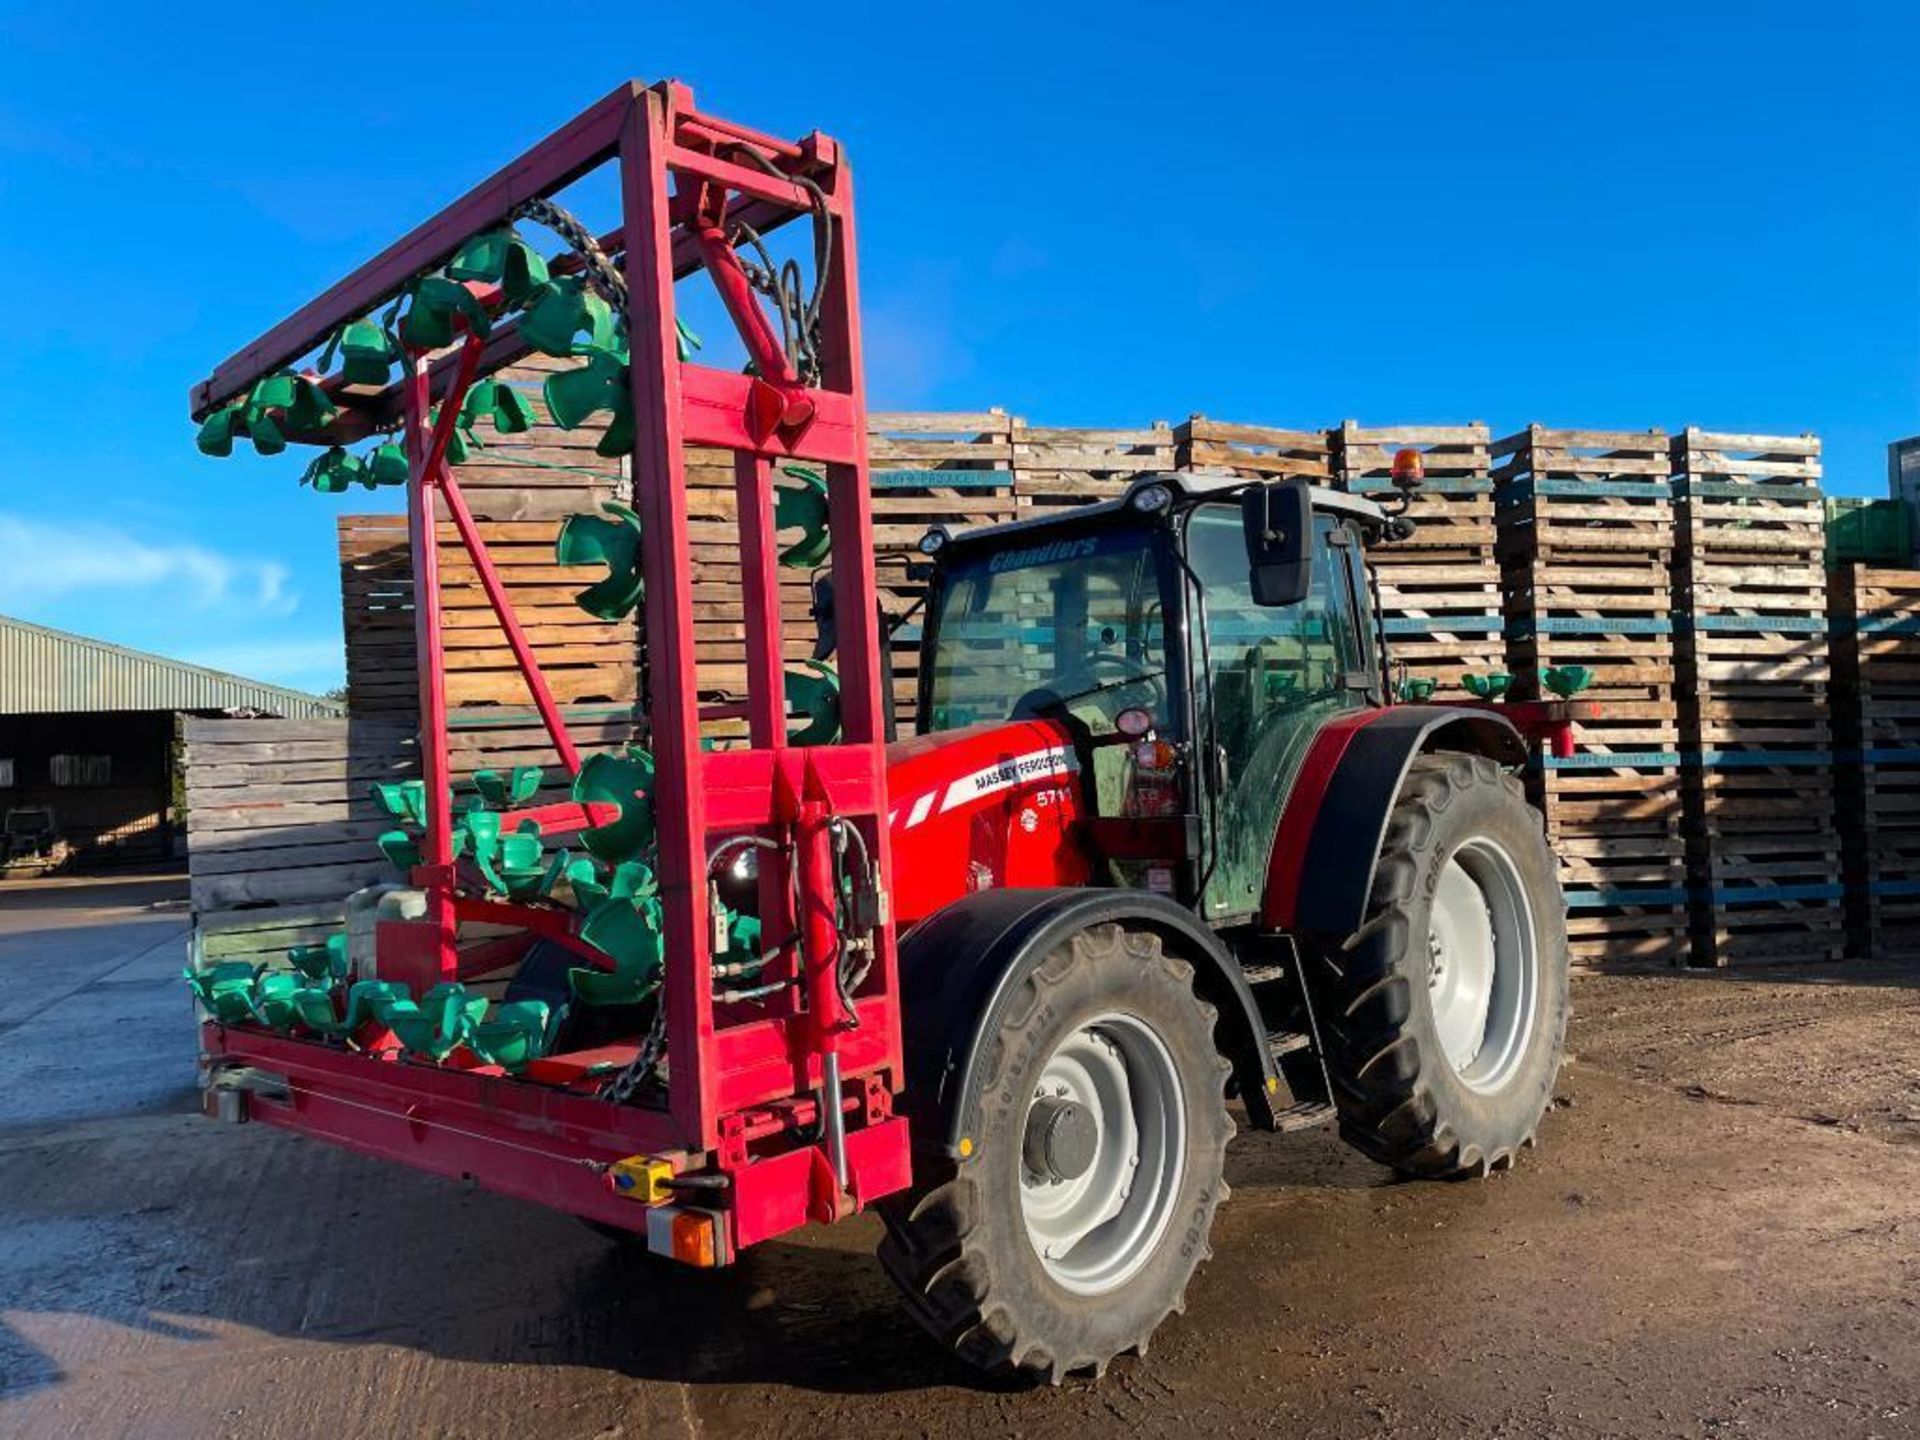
top-left (0, 1102), bottom-right (1390, 1406)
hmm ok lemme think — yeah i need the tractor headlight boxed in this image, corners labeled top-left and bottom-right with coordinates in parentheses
top-left (917, 528), bottom-right (948, 556)
top-left (1130, 483), bottom-right (1173, 515)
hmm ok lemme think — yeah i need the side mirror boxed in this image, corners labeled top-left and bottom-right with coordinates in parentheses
top-left (1240, 479), bottom-right (1312, 606)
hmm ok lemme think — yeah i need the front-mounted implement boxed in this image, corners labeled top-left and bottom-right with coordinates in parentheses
top-left (187, 81), bottom-right (908, 1256)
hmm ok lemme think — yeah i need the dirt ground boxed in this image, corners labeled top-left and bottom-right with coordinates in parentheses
top-left (3, 876), bottom-right (1918, 1439)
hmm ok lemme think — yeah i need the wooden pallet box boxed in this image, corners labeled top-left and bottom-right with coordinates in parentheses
top-left (184, 716), bottom-right (416, 966)
top-left (1829, 563), bottom-right (1920, 959)
top-left (1534, 749), bottom-right (1691, 968)
top-left (866, 411), bottom-right (1019, 723)
top-left (1173, 415), bottom-right (1332, 481)
top-left (1671, 428), bottom-right (1844, 965)
top-left (1334, 422), bottom-right (1503, 701)
top-left (1494, 426), bottom-right (1678, 748)
top-left (1012, 420), bottom-right (1175, 514)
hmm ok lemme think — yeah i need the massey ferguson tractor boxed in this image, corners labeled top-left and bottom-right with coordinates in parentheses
top-left (185, 80), bottom-right (1573, 1381)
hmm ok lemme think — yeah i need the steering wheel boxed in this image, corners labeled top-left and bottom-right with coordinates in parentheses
top-left (1012, 652), bottom-right (1165, 721)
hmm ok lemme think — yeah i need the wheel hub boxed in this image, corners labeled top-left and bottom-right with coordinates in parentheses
top-left (1024, 1096), bottom-right (1098, 1182)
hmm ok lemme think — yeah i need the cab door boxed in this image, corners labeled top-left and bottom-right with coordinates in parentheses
top-left (1183, 503), bottom-right (1376, 922)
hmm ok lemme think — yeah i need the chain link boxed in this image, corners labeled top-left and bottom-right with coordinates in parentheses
top-left (515, 197), bottom-right (629, 309)
top-left (596, 988), bottom-right (668, 1105)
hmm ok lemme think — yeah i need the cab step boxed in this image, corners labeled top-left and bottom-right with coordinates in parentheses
top-left (1266, 1029), bottom-right (1312, 1060)
top-left (1274, 1100), bottom-right (1337, 1133)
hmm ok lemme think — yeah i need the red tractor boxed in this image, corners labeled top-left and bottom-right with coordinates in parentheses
top-left (187, 81), bottom-right (1570, 1382)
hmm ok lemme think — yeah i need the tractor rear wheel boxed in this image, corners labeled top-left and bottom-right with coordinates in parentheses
top-left (876, 924), bottom-right (1233, 1382)
top-left (1302, 752), bottom-right (1568, 1179)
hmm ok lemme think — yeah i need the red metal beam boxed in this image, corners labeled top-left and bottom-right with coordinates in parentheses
top-left (193, 84), bottom-right (639, 418)
top-left (435, 451), bottom-right (585, 777)
top-left (402, 357), bottom-right (457, 973)
top-left (621, 85), bottom-right (722, 1150)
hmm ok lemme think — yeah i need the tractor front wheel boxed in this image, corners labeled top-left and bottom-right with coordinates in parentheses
top-left (1302, 752), bottom-right (1568, 1179)
top-left (877, 924), bottom-right (1233, 1382)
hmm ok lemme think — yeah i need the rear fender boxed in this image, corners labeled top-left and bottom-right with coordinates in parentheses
top-left (896, 888), bottom-right (1279, 1157)
top-left (1261, 706), bottom-right (1525, 940)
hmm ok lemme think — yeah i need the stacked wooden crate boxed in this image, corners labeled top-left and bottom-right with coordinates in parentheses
top-left (436, 358), bottom-right (636, 714)
top-left (338, 511), bottom-right (639, 713)
top-left (337, 514), bottom-right (417, 715)
top-left (868, 412), bottom-right (1019, 722)
top-left (1334, 422), bottom-right (1503, 701)
top-left (1672, 429), bottom-right (1844, 964)
top-left (336, 358), bottom-right (640, 720)
top-left (680, 443), bottom-right (814, 723)
top-left (1828, 565), bottom-right (1920, 959)
top-left (183, 710), bottom-right (647, 965)
top-left (1494, 427), bottom-right (1688, 966)
top-left (1012, 421), bottom-right (1175, 516)
top-left (1173, 415), bottom-right (1333, 482)
top-left (183, 715), bottom-right (415, 967)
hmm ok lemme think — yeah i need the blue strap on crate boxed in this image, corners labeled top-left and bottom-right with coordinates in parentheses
top-left (1499, 478), bottom-right (1676, 501)
top-left (1694, 749), bottom-right (1835, 768)
top-left (1347, 476), bottom-right (1491, 496)
top-left (1678, 614), bottom-right (1828, 634)
top-left (1510, 617), bottom-right (1674, 637)
top-left (1382, 616), bottom-right (1504, 635)
top-left (1540, 750), bottom-right (1837, 771)
top-left (1710, 883), bottom-right (1847, 905)
top-left (1567, 883), bottom-right (1847, 909)
top-left (1564, 886), bottom-right (1691, 909)
top-left (1861, 747), bottom-right (1920, 765)
top-left (1539, 751), bottom-right (1686, 770)
top-left (1675, 479), bottom-right (1825, 501)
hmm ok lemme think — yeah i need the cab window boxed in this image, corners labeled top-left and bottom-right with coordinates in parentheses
top-left (1185, 504), bottom-right (1372, 918)
top-left (920, 527), bottom-right (1174, 737)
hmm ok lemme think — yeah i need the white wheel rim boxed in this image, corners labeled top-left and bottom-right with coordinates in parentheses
top-left (1019, 1012), bottom-right (1186, 1296)
top-left (1427, 838), bottom-right (1539, 1094)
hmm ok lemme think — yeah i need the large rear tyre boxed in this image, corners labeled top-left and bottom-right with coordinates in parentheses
top-left (877, 924), bottom-right (1233, 1382)
top-left (1302, 752), bottom-right (1568, 1179)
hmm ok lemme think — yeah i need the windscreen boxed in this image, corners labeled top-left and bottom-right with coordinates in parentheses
top-left (920, 527), bottom-right (1175, 736)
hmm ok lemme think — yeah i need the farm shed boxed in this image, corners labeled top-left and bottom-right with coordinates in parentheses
top-left (0, 614), bottom-right (339, 872)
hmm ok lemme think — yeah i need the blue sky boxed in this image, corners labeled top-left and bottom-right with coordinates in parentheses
top-left (1, 1), bottom-right (1914, 694)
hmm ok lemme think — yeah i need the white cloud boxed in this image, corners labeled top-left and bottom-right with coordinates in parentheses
top-left (0, 513), bottom-right (297, 616)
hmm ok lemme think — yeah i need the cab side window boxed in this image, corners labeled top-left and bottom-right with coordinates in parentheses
top-left (1186, 507), bottom-right (1367, 761)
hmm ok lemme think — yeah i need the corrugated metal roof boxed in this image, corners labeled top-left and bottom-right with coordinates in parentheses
top-left (0, 615), bottom-right (343, 717)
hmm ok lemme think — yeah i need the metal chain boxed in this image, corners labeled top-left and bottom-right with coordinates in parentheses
top-left (514, 197), bottom-right (629, 309)
top-left (511, 196), bottom-right (645, 695)
top-left (597, 987), bottom-right (668, 1105)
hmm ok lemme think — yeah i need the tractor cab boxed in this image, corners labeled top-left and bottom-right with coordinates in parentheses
top-left (914, 472), bottom-right (1389, 923)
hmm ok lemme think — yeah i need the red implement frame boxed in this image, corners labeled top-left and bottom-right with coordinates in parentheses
top-left (190, 81), bottom-right (909, 1249)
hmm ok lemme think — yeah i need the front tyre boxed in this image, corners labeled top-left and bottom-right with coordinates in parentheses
top-left (1303, 752), bottom-right (1568, 1179)
top-left (877, 924), bottom-right (1233, 1382)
